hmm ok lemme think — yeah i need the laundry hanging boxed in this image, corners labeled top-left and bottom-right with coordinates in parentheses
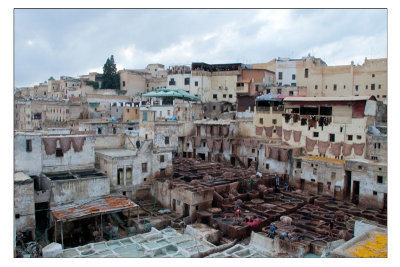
top-left (222, 125), bottom-right (229, 136)
top-left (43, 137), bottom-right (58, 155)
top-left (283, 129), bottom-right (292, 141)
top-left (275, 126), bottom-right (282, 137)
top-left (318, 140), bottom-right (330, 154)
top-left (342, 143), bottom-right (353, 156)
top-left (353, 143), bottom-right (365, 156)
top-left (265, 144), bottom-right (271, 158)
top-left (59, 137), bottom-right (72, 153)
top-left (301, 118), bottom-right (307, 126)
top-left (293, 114), bottom-right (300, 123)
top-left (308, 118), bottom-right (317, 130)
top-left (212, 125), bottom-right (220, 136)
top-left (223, 139), bottom-right (230, 150)
top-left (255, 126), bottom-right (263, 136)
top-left (293, 131), bottom-right (302, 142)
top-left (193, 136), bottom-right (202, 147)
top-left (279, 148), bottom-right (289, 162)
top-left (270, 147), bottom-right (279, 160)
top-left (264, 126), bottom-right (273, 137)
top-left (214, 139), bottom-right (222, 151)
top-left (306, 137), bottom-right (317, 152)
top-left (244, 139), bottom-right (251, 147)
top-left (330, 142), bottom-right (343, 157)
top-left (71, 136), bottom-right (86, 152)
top-left (207, 138), bottom-right (214, 150)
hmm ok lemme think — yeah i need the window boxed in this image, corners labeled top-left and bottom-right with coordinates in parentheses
top-left (147, 83), bottom-right (149, 87)
top-left (213, 94), bottom-right (217, 99)
top-left (266, 89), bottom-right (271, 94)
top-left (292, 74), bottom-right (296, 80)
top-left (97, 128), bottom-right (102, 134)
top-left (252, 149), bottom-right (255, 153)
top-left (56, 148), bottom-right (63, 157)
top-left (277, 89), bottom-right (282, 94)
top-left (311, 178), bottom-right (316, 182)
top-left (26, 139), bottom-right (32, 152)
top-left (355, 85), bottom-right (359, 91)
top-left (169, 78), bottom-right (175, 86)
top-left (340, 127), bottom-right (343, 133)
top-left (371, 84), bottom-right (375, 90)
top-left (278, 72), bottom-right (283, 80)
top-left (184, 77), bottom-right (190, 85)
top-left (167, 110), bottom-right (170, 116)
top-left (325, 85), bottom-right (328, 89)
top-left (165, 136), bottom-right (170, 145)
top-left (266, 163), bottom-right (269, 169)
top-left (315, 85), bottom-right (318, 90)
top-left (357, 135), bottom-right (362, 140)
top-left (272, 119), bottom-right (277, 124)
top-left (289, 91), bottom-right (293, 96)
top-left (347, 135), bottom-right (353, 141)
top-left (366, 85), bottom-right (368, 89)
top-left (142, 163), bottom-right (148, 173)
top-left (331, 172), bottom-right (336, 179)
top-left (142, 111), bottom-right (147, 121)
top-left (229, 94), bottom-right (232, 98)
top-left (113, 127), bottom-right (116, 134)
top-left (160, 155), bottom-right (165, 162)
top-left (296, 161), bottom-right (301, 168)
top-left (259, 118), bottom-right (263, 124)
top-left (377, 176), bottom-right (383, 183)
top-left (305, 68), bottom-right (309, 78)
top-left (122, 81), bottom-right (126, 87)
top-left (313, 132), bottom-right (319, 137)
top-left (378, 84), bottom-right (381, 89)
top-left (358, 165), bottom-right (363, 170)
top-left (256, 85), bottom-right (259, 91)
top-left (213, 106), bottom-right (216, 110)
top-left (195, 81), bottom-right (199, 86)
top-left (372, 74), bottom-right (375, 78)
top-left (223, 94), bottom-right (227, 98)
top-left (382, 95), bottom-right (386, 98)
top-left (333, 84), bottom-right (337, 91)
top-left (373, 191), bottom-right (377, 196)
top-left (313, 168), bottom-right (317, 175)
top-left (344, 85), bottom-right (346, 89)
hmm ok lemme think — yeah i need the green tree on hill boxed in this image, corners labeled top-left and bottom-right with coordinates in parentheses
top-left (102, 55), bottom-right (120, 89)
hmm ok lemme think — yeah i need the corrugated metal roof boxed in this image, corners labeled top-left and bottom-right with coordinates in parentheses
top-left (256, 94), bottom-right (306, 101)
top-left (51, 195), bottom-right (138, 222)
top-left (143, 88), bottom-right (199, 100)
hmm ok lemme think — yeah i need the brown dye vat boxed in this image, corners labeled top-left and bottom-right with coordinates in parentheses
top-left (207, 208), bottom-right (222, 214)
top-left (263, 195), bottom-right (275, 202)
top-left (251, 198), bottom-right (264, 205)
top-left (310, 240), bottom-right (328, 256)
top-left (247, 192), bottom-right (260, 199)
top-left (221, 203), bottom-right (233, 211)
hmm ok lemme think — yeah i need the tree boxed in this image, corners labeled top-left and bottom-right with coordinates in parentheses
top-left (102, 55), bottom-right (120, 89)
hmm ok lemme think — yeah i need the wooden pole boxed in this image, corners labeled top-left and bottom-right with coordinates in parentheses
top-left (61, 222), bottom-right (64, 248)
top-left (54, 220), bottom-right (57, 243)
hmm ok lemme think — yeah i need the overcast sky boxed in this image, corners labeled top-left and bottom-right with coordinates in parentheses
top-left (14, 9), bottom-right (387, 87)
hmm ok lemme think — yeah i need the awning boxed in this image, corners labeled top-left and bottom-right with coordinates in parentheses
top-left (51, 195), bottom-right (138, 222)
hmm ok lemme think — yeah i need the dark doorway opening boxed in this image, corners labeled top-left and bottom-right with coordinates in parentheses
top-left (35, 202), bottom-right (49, 230)
top-left (230, 156), bottom-right (236, 166)
top-left (383, 193), bottom-right (387, 211)
top-left (117, 168), bottom-right (123, 185)
top-left (184, 203), bottom-right (190, 217)
top-left (198, 153), bottom-right (206, 160)
top-left (247, 158), bottom-right (253, 168)
top-left (352, 180), bottom-right (360, 204)
top-left (317, 182), bottom-right (323, 194)
top-left (300, 179), bottom-right (305, 190)
top-left (344, 170), bottom-right (352, 200)
top-left (172, 199), bottom-right (176, 211)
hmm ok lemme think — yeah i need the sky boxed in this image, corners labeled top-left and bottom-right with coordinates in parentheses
top-left (14, 8), bottom-right (387, 87)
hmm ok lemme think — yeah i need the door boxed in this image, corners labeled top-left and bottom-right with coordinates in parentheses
top-left (344, 171), bottom-right (352, 200)
top-left (352, 180), bottom-right (360, 204)
top-left (230, 156), bottom-right (236, 166)
top-left (184, 203), bottom-right (190, 217)
top-left (300, 179), bottom-right (305, 190)
top-left (126, 168), bottom-right (132, 185)
top-left (172, 199), bottom-right (176, 211)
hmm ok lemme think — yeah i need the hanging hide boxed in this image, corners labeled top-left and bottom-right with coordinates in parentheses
top-left (59, 137), bottom-right (72, 153)
top-left (306, 137), bottom-right (317, 152)
top-left (318, 140), bottom-right (330, 154)
top-left (283, 129), bottom-right (292, 141)
top-left (353, 143), bottom-right (365, 156)
top-left (255, 126), bottom-right (263, 136)
top-left (330, 142), bottom-right (343, 157)
top-left (275, 126), bottom-right (282, 137)
top-left (265, 144), bottom-right (271, 158)
top-left (223, 139), bottom-right (230, 150)
top-left (222, 125), bottom-right (229, 136)
top-left (214, 139), bottom-right (222, 151)
top-left (279, 148), bottom-right (289, 162)
top-left (206, 125), bottom-right (211, 134)
top-left (293, 131), bottom-right (302, 142)
top-left (264, 126), bottom-right (273, 137)
top-left (270, 147), bottom-right (279, 160)
top-left (43, 137), bottom-right (58, 155)
top-left (342, 143), bottom-right (353, 156)
top-left (207, 138), bottom-right (214, 150)
top-left (71, 136), bottom-right (86, 152)
top-left (212, 125), bottom-right (220, 136)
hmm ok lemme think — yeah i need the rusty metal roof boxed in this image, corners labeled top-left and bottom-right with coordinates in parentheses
top-left (51, 195), bottom-right (138, 222)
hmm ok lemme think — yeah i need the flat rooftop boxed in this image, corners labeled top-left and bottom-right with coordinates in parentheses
top-left (95, 149), bottom-right (137, 158)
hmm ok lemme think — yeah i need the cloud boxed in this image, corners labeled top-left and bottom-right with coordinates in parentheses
top-left (14, 9), bottom-right (387, 87)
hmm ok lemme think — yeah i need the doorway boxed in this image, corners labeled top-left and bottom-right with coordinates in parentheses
top-left (184, 203), bottom-right (190, 217)
top-left (352, 180), bottom-right (360, 204)
top-left (383, 193), bottom-right (387, 210)
top-left (247, 158), bottom-right (253, 168)
top-left (117, 168), bottom-right (123, 185)
top-left (230, 156), bottom-right (236, 166)
top-left (300, 179), bottom-right (305, 190)
top-left (198, 153), bottom-right (206, 160)
top-left (344, 171), bottom-right (352, 200)
top-left (172, 199), bottom-right (176, 211)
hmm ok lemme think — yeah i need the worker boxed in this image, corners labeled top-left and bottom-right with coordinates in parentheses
top-left (269, 223), bottom-right (276, 237)
top-left (275, 173), bottom-right (280, 186)
top-left (255, 160), bottom-right (259, 172)
top-left (283, 182), bottom-right (289, 191)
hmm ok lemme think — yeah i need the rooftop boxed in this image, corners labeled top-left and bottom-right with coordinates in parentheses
top-left (14, 172), bottom-right (32, 184)
top-left (95, 148), bottom-right (137, 158)
top-left (283, 96), bottom-right (374, 102)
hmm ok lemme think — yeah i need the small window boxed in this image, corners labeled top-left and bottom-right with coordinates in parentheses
top-left (289, 91), bottom-right (293, 96)
top-left (122, 81), bottom-right (126, 87)
top-left (256, 85), bottom-right (259, 91)
top-left (229, 94), bottom-right (233, 98)
top-left (56, 148), bottom-right (63, 157)
top-left (292, 74), bottom-right (296, 80)
top-left (313, 168), bottom-right (317, 175)
top-left (213, 106), bottom-right (216, 110)
top-left (378, 84), bottom-right (381, 89)
top-left (277, 89), bottom-right (282, 94)
top-left (26, 139), bottom-right (32, 152)
top-left (160, 155), bottom-right (165, 163)
top-left (373, 191), bottom-right (377, 196)
top-left (305, 68), bottom-right (309, 78)
top-left (355, 85), bottom-right (359, 91)
top-left (313, 132), bottom-right (319, 137)
top-left (259, 118), bottom-right (264, 124)
top-left (195, 81), bottom-right (199, 86)
top-left (113, 127), bottom-right (116, 134)
top-left (372, 74), bottom-right (375, 78)
top-left (366, 85), bottom-right (368, 89)
top-left (329, 134), bottom-right (335, 142)
top-left (315, 85), bottom-right (318, 90)
top-left (333, 84), bottom-right (337, 91)
top-left (311, 178), bottom-right (316, 182)
top-left (325, 85), bottom-right (328, 89)
top-left (272, 119), bottom-right (277, 124)
top-left (165, 136), bottom-right (170, 145)
top-left (296, 161), bottom-right (301, 168)
top-left (266, 163), bottom-right (269, 169)
top-left (97, 128), bottom-right (102, 134)
top-left (213, 94), bottom-right (217, 99)
top-left (340, 127), bottom-right (343, 133)
top-left (357, 135), bottom-right (362, 140)
top-left (184, 77), bottom-right (190, 85)
top-left (266, 89), bottom-right (271, 94)
top-left (344, 85), bottom-right (346, 89)
top-left (223, 94), bottom-right (227, 98)
top-left (358, 165), bottom-right (363, 170)
top-left (347, 135), bottom-right (353, 141)
top-left (382, 95), bottom-right (386, 98)
top-left (371, 84), bottom-right (375, 90)
top-left (142, 163), bottom-right (148, 173)
top-left (252, 149), bottom-right (255, 153)
top-left (278, 72), bottom-right (283, 80)
top-left (377, 176), bottom-right (383, 183)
